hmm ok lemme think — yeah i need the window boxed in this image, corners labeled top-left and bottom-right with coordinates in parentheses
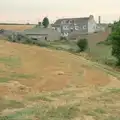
top-left (63, 26), bottom-right (69, 30)
top-left (61, 20), bottom-right (66, 24)
top-left (83, 25), bottom-right (87, 29)
top-left (70, 27), bottom-right (74, 32)
top-left (75, 26), bottom-right (79, 30)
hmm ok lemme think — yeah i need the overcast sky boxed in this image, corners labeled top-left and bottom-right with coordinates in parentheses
top-left (0, 0), bottom-right (120, 23)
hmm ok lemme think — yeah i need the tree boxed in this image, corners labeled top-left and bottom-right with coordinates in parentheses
top-left (110, 20), bottom-right (120, 65)
top-left (42, 17), bottom-right (49, 28)
top-left (77, 38), bottom-right (88, 52)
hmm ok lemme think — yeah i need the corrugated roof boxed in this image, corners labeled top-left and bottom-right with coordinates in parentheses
top-left (23, 27), bottom-right (60, 35)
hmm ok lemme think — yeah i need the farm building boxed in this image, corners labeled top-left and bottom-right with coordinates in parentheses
top-left (52, 15), bottom-right (105, 36)
top-left (23, 27), bottom-right (61, 41)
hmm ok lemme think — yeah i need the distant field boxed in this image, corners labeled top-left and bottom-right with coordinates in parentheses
top-left (0, 24), bottom-right (34, 31)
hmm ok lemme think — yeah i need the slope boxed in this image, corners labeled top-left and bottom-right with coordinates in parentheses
top-left (0, 40), bottom-right (120, 120)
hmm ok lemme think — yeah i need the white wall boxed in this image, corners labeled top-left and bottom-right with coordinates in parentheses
top-left (88, 18), bottom-right (97, 33)
top-left (57, 27), bottom-right (61, 32)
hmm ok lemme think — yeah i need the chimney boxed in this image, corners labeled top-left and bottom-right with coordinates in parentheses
top-left (98, 16), bottom-right (101, 24)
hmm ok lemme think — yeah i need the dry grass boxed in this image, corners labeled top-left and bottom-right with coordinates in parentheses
top-left (0, 40), bottom-right (120, 120)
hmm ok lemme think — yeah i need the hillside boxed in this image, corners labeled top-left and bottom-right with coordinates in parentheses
top-left (0, 40), bottom-right (120, 120)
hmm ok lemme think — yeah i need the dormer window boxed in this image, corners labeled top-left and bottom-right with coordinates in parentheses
top-left (63, 26), bottom-right (69, 30)
top-left (61, 20), bottom-right (66, 24)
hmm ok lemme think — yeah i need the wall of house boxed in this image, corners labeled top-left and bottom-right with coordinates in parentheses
top-left (88, 18), bottom-right (97, 33)
top-left (48, 31), bottom-right (61, 41)
top-left (77, 21), bottom-right (88, 33)
top-left (60, 21), bottom-right (88, 34)
top-left (54, 19), bottom-right (90, 34)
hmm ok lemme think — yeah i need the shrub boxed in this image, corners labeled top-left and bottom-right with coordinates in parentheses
top-left (77, 38), bottom-right (88, 52)
top-left (60, 36), bottom-right (67, 40)
top-left (109, 20), bottom-right (120, 66)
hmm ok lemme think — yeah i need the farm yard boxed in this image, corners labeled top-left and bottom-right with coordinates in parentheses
top-left (0, 39), bottom-right (120, 120)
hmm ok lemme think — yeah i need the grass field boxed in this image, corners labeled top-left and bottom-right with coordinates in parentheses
top-left (75, 31), bottom-right (117, 66)
top-left (0, 40), bottom-right (120, 120)
top-left (0, 25), bottom-right (34, 31)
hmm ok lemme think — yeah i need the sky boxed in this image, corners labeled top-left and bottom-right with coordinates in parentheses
top-left (0, 0), bottom-right (120, 24)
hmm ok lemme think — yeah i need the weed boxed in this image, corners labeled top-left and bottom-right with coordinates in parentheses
top-left (0, 56), bottom-right (21, 67)
top-left (94, 108), bottom-right (106, 114)
top-left (0, 99), bottom-right (24, 113)
top-left (0, 104), bottom-right (79, 120)
top-left (26, 95), bottom-right (52, 102)
top-left (10, 73), bottom-right (35, 79)
top-left (108, 88), bottom-right (120, 93)
top-left (0, 77), bottom-right (11, 83)
top-left (105, 116), bottom-right (120, 120)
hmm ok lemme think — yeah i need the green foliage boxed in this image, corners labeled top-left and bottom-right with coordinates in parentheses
top-left (109, 20), bottom-right (120, 65)
top-left (60, 36), bottom-right (68, 40)
top-left (42, 17), bottom-right (49, 28)
top-left (0, 56), bottom-right (21, 67)
top-left (0, 77), bottom-right (10, 83)
top-left (77, 38), bottom-right (88, 52)
top-left (0, 104), bottom-right (79, 120)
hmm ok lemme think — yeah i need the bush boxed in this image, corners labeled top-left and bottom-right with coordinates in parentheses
top-left (77, 38), bottom-right (88, 52)
top-left (60, 36), bottom-right (68, 40)
top-left (109, 20), bottom-right (120, 66)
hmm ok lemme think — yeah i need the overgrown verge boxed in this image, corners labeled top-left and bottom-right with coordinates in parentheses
top-left (7, 33), bottom-right (80, 53)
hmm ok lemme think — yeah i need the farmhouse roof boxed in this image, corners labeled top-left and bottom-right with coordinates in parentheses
top-left (53, 15), bottom-right (94, 26)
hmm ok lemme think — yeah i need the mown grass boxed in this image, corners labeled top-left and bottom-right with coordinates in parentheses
top-left (0, 104), bottom-right (79, 120)
top-left (26, 95), bottom-right (53, 102)
top-left (94, 108), bottom-right (106, 114)
top-left (10, 73), bottom-right (35, 79)
top-left (0, 73), bottom-right (34, 83)
top-left (105, 116), bottom-right (120, 120)
top-left (0, 77), bottom-right (11, 83)
top-left (0, 98), bottom-right (24, 113)
top-left (107, 88), bottom-right (120, 93)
